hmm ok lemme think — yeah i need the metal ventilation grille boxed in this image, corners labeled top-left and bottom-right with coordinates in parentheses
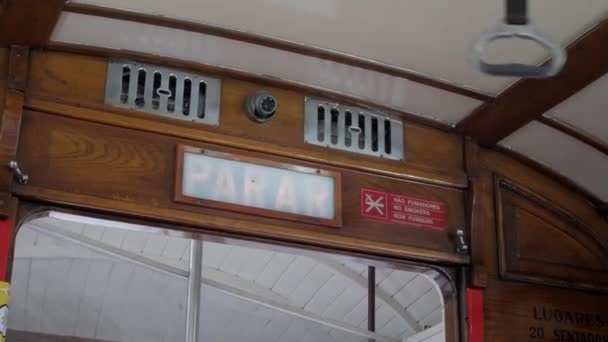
top-left (105, 59), bottom-right (221, 126)
top-left (304, 98), bottom-right (404, 160)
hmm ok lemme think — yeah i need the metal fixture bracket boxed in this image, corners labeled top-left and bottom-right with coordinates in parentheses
top-left (456, 229), bottom-right (469, 254)
top-left (8, 160), bottom-right (28, 184)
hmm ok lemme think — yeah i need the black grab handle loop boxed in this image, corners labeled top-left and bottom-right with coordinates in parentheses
top-left (506, 0), bottom-right (528, 25)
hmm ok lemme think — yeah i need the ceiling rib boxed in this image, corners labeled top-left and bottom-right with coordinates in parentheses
top-left (456, 19), bottom-right (608, 146)
top-left (62, 2), bottom-right (492, 102)
top-left (29, 224), bottom-right (398, 342)
top-left (538, 116), bottom-right (608, 156)
top-left (496, 145), bottom-right (603, 208)
top-left (316, 257), bottom-right (424, 333)
top-left (0, 0), bottom-right (65, 46)
top-left (498, 144), bottom-right (608, 222)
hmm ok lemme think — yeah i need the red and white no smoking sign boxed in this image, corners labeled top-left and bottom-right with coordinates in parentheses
top-left (360, 189), bottom-right (446, 231)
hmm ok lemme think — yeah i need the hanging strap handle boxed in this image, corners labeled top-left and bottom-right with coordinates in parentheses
top-left (470, 0), bottom-right (566, 79)
top-left (505, 0), bottom-right (527, 25)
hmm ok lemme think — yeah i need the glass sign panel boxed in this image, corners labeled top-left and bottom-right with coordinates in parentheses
top-left (176, 146), bottom-right (341, 227)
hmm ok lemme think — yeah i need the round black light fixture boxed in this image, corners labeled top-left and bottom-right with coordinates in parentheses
top-left (245, 91), bottom-right (278, 123)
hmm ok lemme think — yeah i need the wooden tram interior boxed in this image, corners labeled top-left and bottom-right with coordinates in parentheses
top-left (0, 0), bottom-right (607, 341)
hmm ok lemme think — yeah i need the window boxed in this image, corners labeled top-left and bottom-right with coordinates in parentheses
top-left (8, 212), bottom-right (449, 342)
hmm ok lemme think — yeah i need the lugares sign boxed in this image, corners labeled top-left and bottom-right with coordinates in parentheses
top-left (175, 145), bottom-right (342, 227)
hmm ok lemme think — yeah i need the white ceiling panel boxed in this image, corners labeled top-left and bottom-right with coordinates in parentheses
top-left (500, 121), bottom-right (608, 201)
top-left (71, 0), bottom-right (608, 94)
top-left (543, 71), bottom-right (608, 145)
top-left (51, 12), bottom-right (483, 125)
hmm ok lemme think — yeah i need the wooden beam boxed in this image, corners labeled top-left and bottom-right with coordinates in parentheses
top-left (0, 47), bottom-right (27, 217)
top-left (0, 0), bottom-right (66, 46)
top-left (538, 116), bottom-right (608, 156)
top-left (464, 138), bottom-right (488, 288)
top-left (7, 45), bottom-right (28, 91)
top-left (457, 19), bottom-right (608, 146)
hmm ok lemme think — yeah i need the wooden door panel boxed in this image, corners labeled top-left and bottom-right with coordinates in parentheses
top-left (485, 280), bottom-right (608, 341)
top-left (495, 176), bottom-right (608, 291)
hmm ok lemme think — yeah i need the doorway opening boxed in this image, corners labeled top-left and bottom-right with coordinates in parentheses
top-left (8, 211), bottom-right (454, 342)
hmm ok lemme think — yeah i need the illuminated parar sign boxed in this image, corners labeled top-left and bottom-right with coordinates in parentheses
top-left (176, 146), bottom-right (340, 226)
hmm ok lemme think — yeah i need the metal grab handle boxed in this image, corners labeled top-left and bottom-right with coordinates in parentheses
top-left (470, 24), bottom-right (566, 78)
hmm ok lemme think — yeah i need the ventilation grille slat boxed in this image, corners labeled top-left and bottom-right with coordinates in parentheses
top-left (105, 59), bottom-right (221, 126)
top-left (304, 98), bottom-right (404, 160)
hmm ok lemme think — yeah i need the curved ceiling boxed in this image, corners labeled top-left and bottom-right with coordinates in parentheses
top-left (69, 0), bottom-right (608, 94)
top-left (542, 72), bottom-right (608, 144)
top-left (51, 11), bottom-right (484, 124)
top-left (500, 121), bottom-right (608, 200)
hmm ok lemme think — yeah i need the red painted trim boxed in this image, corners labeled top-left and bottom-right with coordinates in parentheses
top-left (467, 288), bottom-right (485, 342)
top-left (0, 220), bottom-right (11, 281)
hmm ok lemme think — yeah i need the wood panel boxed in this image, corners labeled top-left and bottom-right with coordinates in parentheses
top-left (495, 177), bottom-right (608, 291)
top-left (8, 46), bottom-right (29, 91)
top-left (0, 47), bottom-right (8, 111)
top-left (0, 89), bottom-right (24, 217)
top-left (0, 0), bottom-right (65, 46)
top-left (25, 50), bottom-right (467, 188)
top-left (464, 138), bottom-right (488, 288)
top-left (482, 150), bottom-right (608, 245)
top-left (0, 47), bottom-right (8, 214)
top-left (13, 110), bottom-right (468, 264)
top-left (475, 148), bottom-right (608, 342)
top-left (485, 281), bottom-right (608, 341)
top-left (47, 41), bottom-right (455, 132)
top-left (0, 47), bottom-right (29, 217)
